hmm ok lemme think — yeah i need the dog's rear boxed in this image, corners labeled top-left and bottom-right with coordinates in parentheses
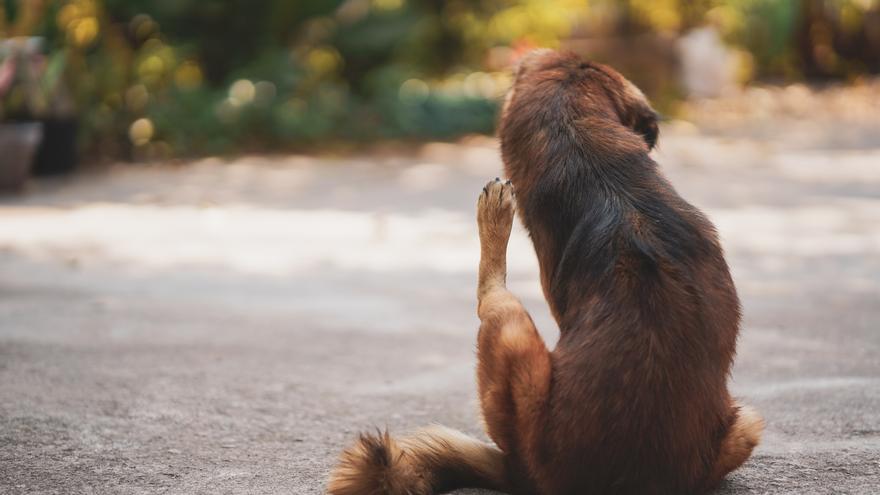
top-left (327, 50), bottom-right (762, 495)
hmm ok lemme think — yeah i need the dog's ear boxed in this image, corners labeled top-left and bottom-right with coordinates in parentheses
top-left (613, 77), bottom-right (660, 151)
top-left (633, 109), bottom-right (659, 150)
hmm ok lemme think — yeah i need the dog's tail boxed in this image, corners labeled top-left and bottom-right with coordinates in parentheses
top-left (326, 425), bottom-right (509, 495)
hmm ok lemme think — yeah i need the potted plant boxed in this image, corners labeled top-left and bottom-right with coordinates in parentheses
top-left (1, 36), bottom-right (77, 179)
top-left (0, 37), bottom-right (44, 190)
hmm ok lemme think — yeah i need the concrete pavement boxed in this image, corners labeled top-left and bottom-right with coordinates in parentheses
top-left (0, 125), bottom-right (878, 494)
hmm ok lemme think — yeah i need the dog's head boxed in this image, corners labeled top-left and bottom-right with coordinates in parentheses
top-left (501, 49), bottom-right (659, 151)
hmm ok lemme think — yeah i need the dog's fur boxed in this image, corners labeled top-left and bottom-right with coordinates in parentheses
top-left (327, 50), bottom-right (763, 495)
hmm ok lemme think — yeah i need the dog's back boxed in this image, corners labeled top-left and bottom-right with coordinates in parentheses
top-left (499, 51), bottom-right (749, 494)
top-left (528, 169), bottom-right (740, 493)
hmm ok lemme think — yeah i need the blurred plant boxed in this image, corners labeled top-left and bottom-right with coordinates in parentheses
top-left (1, 0), bottom-right (515, 158)
top-left (603, 0), bottom-right (880, 81)
top-left (0, 37), bottom-right (72, 120)
top-left (0, 0), bottom-right (878, 161)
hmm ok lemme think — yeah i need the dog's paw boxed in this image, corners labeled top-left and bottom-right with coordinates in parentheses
top-left (477, 178), bottom-right (515, 245)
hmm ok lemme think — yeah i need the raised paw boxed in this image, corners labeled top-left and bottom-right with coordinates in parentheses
top-left (477, 178), bottom-right (515, 250)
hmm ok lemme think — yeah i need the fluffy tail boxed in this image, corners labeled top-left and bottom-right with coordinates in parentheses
top-left (326, 425), bottom-right (509, 495)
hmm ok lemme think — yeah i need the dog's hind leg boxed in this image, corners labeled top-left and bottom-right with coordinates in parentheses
top-left (476, 179), bottom-right (552, 481)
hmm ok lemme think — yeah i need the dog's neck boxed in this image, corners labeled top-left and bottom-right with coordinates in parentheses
top-left (505, 135), bottom-right (658, 327)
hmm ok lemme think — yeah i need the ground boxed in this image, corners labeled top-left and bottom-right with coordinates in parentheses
top-left (1, 115), bottom-right (879, 494)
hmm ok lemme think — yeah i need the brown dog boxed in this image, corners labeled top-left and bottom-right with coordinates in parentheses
top-left (327, 49), bottom-right (763, 495)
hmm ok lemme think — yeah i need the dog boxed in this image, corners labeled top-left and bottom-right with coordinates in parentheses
top-left (326, 49), bottom-right (763, 495)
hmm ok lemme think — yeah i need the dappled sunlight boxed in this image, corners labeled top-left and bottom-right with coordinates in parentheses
top-left (714, 203), bottom-right (880, 258)
top-left (2, 196), bottom-right (878, 286)
top-left (8, 140), bottom-right (503, 210)
top-left (0, 202), bottom-right (537, 276)
top-left (1, 133), bottom-right (879, 285)
top-left (0, 139), bottom-right (527, 277)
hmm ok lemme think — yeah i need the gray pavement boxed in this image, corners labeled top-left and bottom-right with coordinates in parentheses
top-left (0, 125), bottom-right (879, 494)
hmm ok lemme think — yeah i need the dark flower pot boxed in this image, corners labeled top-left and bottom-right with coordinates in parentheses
top-left (32, 118), bottom-right (78, 176)
top-left (0, 122), bottom-right (42, 191)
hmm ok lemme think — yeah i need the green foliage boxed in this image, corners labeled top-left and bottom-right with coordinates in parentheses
top-left (1, 0), bottom-right (878, 159)
top-left (616, 0), bottom-right (880, 80)
top-left (0, 0), bottom-right (506, 158)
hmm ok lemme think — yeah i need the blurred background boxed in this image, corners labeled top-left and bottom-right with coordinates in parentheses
top-left (1, 0), bottom-right (879, 171)
top-left (1, 1), bottom-right (879, 494)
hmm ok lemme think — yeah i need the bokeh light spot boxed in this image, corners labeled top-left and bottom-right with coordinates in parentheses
top-left (175, 61), bottom-right (203, 90)
top-left (399, 78), bottom-right (429, 103)
top-left (72, 17), bottom-right (99, 47)
top-left (129, 118), bottom-right (154, 146)
top-left (229, 79), bottom-right (256, 106)
top-left (372, 0), bottom-right (404, 11)
top-left (307, 47), bottom-right (343, 75)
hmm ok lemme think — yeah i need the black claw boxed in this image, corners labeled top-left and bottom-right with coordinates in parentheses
top-left (505, 179), bottom-right (511, 185)
top-left (494, 177), bottom-right (500, 182)
top-left (482, 186), bottom-right (488, 194)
